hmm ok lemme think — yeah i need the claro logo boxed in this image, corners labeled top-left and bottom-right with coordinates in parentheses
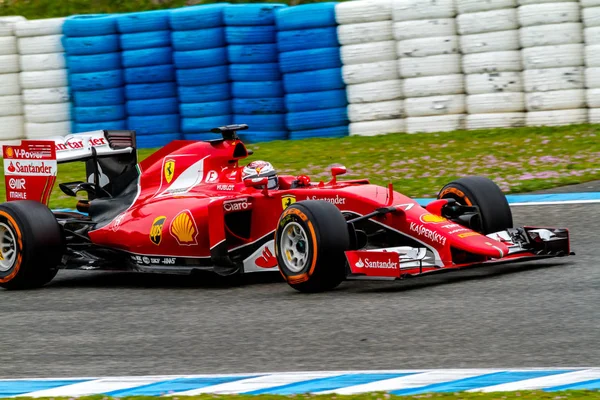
top-left (223, 198), bottom-right (252, 213)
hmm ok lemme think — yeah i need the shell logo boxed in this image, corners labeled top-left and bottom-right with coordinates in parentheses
top-left (169, 210), bottom-right (198, 246)
top-left (5, 147), bottom-right (13, 158)
top-left (420, 213), bottom-right (447, 223)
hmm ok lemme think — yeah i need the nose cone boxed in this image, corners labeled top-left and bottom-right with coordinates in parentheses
top-left (449, 231), bottom-right (510, 259)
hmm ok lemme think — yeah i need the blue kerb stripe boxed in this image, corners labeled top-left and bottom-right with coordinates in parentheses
top-left (104, 375), bottom-right (258, 396)
top-left (545, 378), bottom-right (600, 391)
top-left (246, 373), bottom-right (415, 394)
top-left (0, 379), bottom-right (90, 396)
top-left (391, 370), bottom-right (575, 395)
top-left (414, 192), bottom-right (600, 206)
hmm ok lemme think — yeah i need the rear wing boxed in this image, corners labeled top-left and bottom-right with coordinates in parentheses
top-left (3, 130), bottom-right (137, 205)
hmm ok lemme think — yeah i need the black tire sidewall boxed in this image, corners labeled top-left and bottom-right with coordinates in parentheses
top-left (0, 210), bottom-right (26, 282)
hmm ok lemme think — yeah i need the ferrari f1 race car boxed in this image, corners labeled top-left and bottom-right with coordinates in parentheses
top-left (0, 124), bottom-right (573, 292)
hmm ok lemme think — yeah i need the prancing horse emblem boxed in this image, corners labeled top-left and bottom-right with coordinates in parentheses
top-left (164, 159), bottom-right (175, 184)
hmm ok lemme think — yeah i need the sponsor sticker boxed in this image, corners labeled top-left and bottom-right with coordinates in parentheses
top-left (223, 198), bottom-right (252, 213)
top-left (420, 213), bottom-right (448, 224)
top-left (169, 210), bottom-right (199, 246)
top-left (409, 222), bottom-right (447, 245)
top-left (164, 159), bottom-right (175, 184)
top-left (205, 170), bottom-right (219, 183)
top-left (131, 255), bottom-right (176, 266)
top-left (306, 194), bottom-right (346, 205)
top-left (150, 216), bottom-right (166, 245)
top-left (111, 213), bottom-right (125, 232)
top-left (459, 232), bottom-right (480, 238)
top-left (5, 160), bottom-right (55, 176)
top-left (217, 184), bottom-right (235, 191)
top-left (354, 257), bottom-right (398, 270)
top-left (281, 194), bottom-right (296, 209)
top-left (255, 246), bottom-right (278, 268)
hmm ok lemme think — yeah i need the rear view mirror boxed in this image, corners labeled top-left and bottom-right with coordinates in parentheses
top-left (244, 177), bottom-right (268, 188)
top-left (328, 165), bottom-right (347, 185)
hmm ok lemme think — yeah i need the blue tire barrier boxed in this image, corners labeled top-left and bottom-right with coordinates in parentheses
top-left (125, 82), bottom-right (177, 100)
top-left (238, 131), bottom-right (289, 143)
top-left (286, 107), bottom-right (348, 131)
top-left (229, 63), bottom-right (281, 82)
top-left (182, 133), bottom-right (223, 141)
top-left (227, 44), bottom-right (278, 64)
top-left (72, 87), bottom-right (125, 107)
top-left (171, 28), bottom-right (226, 51)
top-left (63, 34), bottom-right (120, 56)
top-left (279, 47), bottom-right (341, 74)
top-left (136, 133), bottom-right (183, 149)
top-left (73, 105), bottom-right (126, 123)
top-left (66, 52), bottom-right (121, 74)
top-left (289, 125), bottom-right (349, 140)
top-left (63, 14), bottom-right (118, 37)
top-left (223, 4), bottom-right (286, 26)
top-left (232, 114), bottom-right (286, 131)
top-left (283, 68), bottom-right (344, 93)
top-left (275, 3), bottom-right (338, 31)
top-left (69, 69), bottom-right (124, 91)
top-left (120, 30), bottom-right (171, 50)
top-left (173, 48), bottom-right (227, 69)
top-left (124, 64), bottom-right (175, 84)
top-left (169, 4), bottom-right (228, 31)
top-left (232, 81), bottom-right (284, 98)
top-left (73, 119), bottom-right (127, 133)
top-left (126, 97), bottom-right (179, 116)
top-left (122, 47), bottom-right (173, 68)
top-left (225, 26), bottom-right (277, 45)
top-left (178, 83), bottom-right (231, 103)
top-left (117, 10), bottom-right (170, 33)
top-left (127, 114), bottom-right (180, 135)
top-left (232, 98), bottom-right (285, 114)
top-left (182, 115), bottom-right (232, 134)
top-left (285, 89), bottom-right (347, 112)
top-left (276, 27), bottom-right (339, 52)
top-left (175, 66), bottom-right (229, 86)
top-left (180, 100), bottom-right (231, 118)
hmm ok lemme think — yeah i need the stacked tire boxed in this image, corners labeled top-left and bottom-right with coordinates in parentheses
top-left (226, 4), bottom-right (289, 143)
top-left (519, 0), bottom-right (587, 126)
top-left (170, 4), bottom-right (230, 141)
top-left (63, 15), bottom-right (125, 134)
top-left (118, 10), bottom-right (180, 148)
top-left (336, 0), bottom-right (404, 137)
top-left (17, 18), bottom-right (70, 138)
top-left (457, 0), bottom-right (526, 130)
top-left (276, 3), bottom-right (349, 140)
top-left (583, 0), bottom-right (600, 122)
top-left (393, 0), bottom-right (465, 133)
top-left (0, 16), bottom-right (25, 141)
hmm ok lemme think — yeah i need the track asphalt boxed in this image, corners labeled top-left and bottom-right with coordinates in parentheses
top-left (0, 190), bottom-right (598, 379)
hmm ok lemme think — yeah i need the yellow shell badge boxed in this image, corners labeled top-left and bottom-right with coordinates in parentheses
top-left (169, 210), bottom-right (199, 245)
top-left (281, 195), bottom-right (296, 210)
top-left (150, 216), bottom-right (166, 245)
top-left (164, 159), bottom-right (175, 184)
top-left (420, 214), bottom-right (447, 223)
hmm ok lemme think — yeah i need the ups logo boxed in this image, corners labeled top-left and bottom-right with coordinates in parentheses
top-left (150, 216), bottom-right (166, 245)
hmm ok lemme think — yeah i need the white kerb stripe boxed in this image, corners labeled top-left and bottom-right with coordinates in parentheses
top-left (171, 372), bottom-right (342, 395)
top-left (16, 376), bottom-right (177, 397)
top-left (469, 369), bottom-right (600, 392)
top-left (316, 369), bottom-right (497, 394)
top-left (511, 200), bottom-right (600, 206)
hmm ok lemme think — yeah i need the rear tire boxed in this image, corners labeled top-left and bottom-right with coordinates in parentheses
top-left (438, 176), bottom-right (513, 234)
top-left (0, 201), bottom-right (63, 290)
top-left (275, 200), bottom-right (350, 293)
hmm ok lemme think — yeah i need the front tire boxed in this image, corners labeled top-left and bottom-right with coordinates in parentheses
top-left (0, 201), bottom-right (63, 290)
top-left (275, 200), bottom-right (350, 293)
top-left (438, 176), bottom-right (513, 234)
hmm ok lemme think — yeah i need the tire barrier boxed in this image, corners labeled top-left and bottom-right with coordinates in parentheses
top-left (337, 0), bottom-right (405, 137)
top-left (170, 4), bottom-right (230, 141)
top-left (63, 14), bottom-right (126, 135)
top-left (457, 0), bottom-right (526, 130)
top-left (0, 17), bottom-right (25, 141)
top-left (16, 18), bottom-right (70, 139)
top-left (277, 2), bottom-right (349, 140)
top-left (583, 0), bottom-right (600, 122)
top-left (226, 3), bottom-right (289, 143)
top-left (118, 10), bottom-right (181, 147)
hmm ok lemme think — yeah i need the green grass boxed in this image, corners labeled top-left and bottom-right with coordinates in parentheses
top-left (0, 0), bottom-right (342, 19)
top-left (2, 124), bottom-right (600, 209)
top-left (5, 391), bottom-right (600, 400)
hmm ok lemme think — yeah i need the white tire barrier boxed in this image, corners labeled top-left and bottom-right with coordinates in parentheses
top-left (585, 67), bottom-right (600, 87)
top-left (463, 51), bottom-right (522, 73)
top-left (335, 0), bottom-right (392, 24)
top-left (457, 0), bottom-right (517, 14)
top-left (403, 74), bottom-right (464, 98)
top-left (0, 95), bottom-right (22, 117)
top-left (405, 94), bottom-right (465, 117)
top-left (521, 23), bottom-right (583, 47)
top-left (467, 92), bottom-right (525, 113)
top-left (522, 44), bottom-right (584, 69)
top-left (523, 67), bottom-right (585, 91)
top-left (583, 6), bottom-right (600, 27)
top-left (399, 54), bottom-right (461, 78)
top-left (20, 69), bottom-right (69, 89)
top-left (465, 72), bottom-right (524, 94)
top-left (518, 2), bottom-right (581, 27)
top-left (23, 103), bottom-right (71, 123)
top-left (586, 87), bottom-right (600, 106)
top-left (585, 26), bottom-right (600, 44)
top-left (392, 0), bottom-right (455, 22)
top-left (457, 8), bottom-right (518, 35)
top-left (0, 17), bottom-right (24, 140)
top-left (24, 121), bottom-right (72, 138)
top-left (459, 30), bottom-right (519, 53)
top-left (526, 108), bottom-right (588, 126)
top-left (406, 114), bottom-right (466, 133)
top-left (14, 18), bottom-right (63, 37)
top-left (393, 19), bottom-right (457, 40)
top-left (337, 21), bottom-right (393, 45)
top-left (20, 53), bottom-right (66, 71)
top-left (22, 87), bottom-right (70, 104)
top-left (589, 107), bottom-right (600, 122)
top-left (342, 60), bottom-right (398, 85)
top-left (17, 34), bottom-right (63, 55)
top-left (466, 112), bottom-right (526, 129)
top-left (526, 89), bottom-right (586, 111)
top-left (397, 36), bottom-right (459, 57)
top-left (346, 79), bottom-right (403, 103)
top-left (348, 100), bottom-right (404, 122)
top-left (0, 115), bottom-right (24, 139)
top-left (349, 118), bottom-right (405, 136)
top-left (341, 40), bottom-right (397, 65)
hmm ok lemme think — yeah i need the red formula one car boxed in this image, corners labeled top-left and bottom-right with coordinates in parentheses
top-left (0, 125), bottom-right (573, 291)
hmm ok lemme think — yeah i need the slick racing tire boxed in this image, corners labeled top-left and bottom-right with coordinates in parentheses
top-left (275, 201), bottom-right (349, 293)
top-left (438, 176), bottom-right (513, 235)
top-left (0, 201), bottom-right (63, 290)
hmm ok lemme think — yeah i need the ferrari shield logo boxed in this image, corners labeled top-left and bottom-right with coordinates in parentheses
top-left (281, 195), bottom-right (296, 210)
top-left (164, 159), bottom-right (175, 184)
top-left (150, 216), bottom-right (166, 245)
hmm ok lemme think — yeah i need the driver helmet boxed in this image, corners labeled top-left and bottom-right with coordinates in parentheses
top-left (242, 160), bottom-right (278, 190)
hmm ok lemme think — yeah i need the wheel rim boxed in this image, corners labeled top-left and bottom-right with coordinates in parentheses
top-left (279, 222), bottom-right (310, 273)
top-left (0, 222), bottom-right (17, 272)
